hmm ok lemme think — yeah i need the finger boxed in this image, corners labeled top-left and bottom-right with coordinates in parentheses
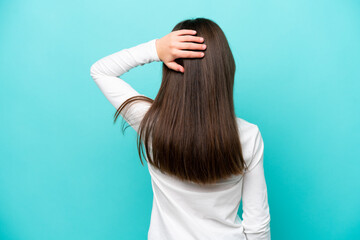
top-left (167, 62), bottom-right (184, 73)
top-left (178, 42), bottom-right (206, 51)
top-left (175, 29), bottom-right (197, 36)
top-left (178, 35), bottom-right (204, 43)
top-left (176, 49), bottom-right (205, 59)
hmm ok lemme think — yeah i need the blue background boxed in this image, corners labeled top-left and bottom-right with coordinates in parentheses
top-left (1, 0), bottom-right (359, 239)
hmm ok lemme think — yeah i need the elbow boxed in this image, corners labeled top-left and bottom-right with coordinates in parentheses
top-left (243, 215), bottom-right (271, 239)
top-left (90, 61), bottom-right (102, 79)
top-left (90, 63), bottom-right (98, 78)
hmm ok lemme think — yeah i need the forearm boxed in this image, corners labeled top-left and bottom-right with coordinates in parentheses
top-left (245, 231), bottom-right (271, 240)
top-left (242, 126), bottom-right (271, 240)
top-left (90, 38), bottom-right (161, 79)
top-left (89, 38), bottom-right (161, 131)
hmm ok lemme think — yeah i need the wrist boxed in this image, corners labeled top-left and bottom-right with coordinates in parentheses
top-left (155, 39), bottom-right (162, 62)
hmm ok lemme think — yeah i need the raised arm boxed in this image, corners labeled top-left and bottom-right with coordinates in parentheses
top-left (241, 126), bottom-right (271, 239)
top-left (90, 30), bottom-right (206, 132)
top-left (90, 38), bottom-right (161, 110)
top-left (90, 38), bottom-right (161, 133)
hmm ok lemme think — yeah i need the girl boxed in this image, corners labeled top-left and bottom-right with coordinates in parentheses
top-left (90, 17), bottom-right (270, 240)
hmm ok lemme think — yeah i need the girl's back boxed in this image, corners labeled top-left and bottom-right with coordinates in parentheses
top-left (90, 17), bottom-right (270, 240)
top-left (147, 117), bottom-right (269, 240)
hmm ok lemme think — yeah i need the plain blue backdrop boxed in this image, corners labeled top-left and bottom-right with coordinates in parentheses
top-left (1, 0), bottom-right (359, 239)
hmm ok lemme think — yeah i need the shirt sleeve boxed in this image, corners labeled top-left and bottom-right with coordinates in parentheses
top-left (89, 38), bottom-right (161, 133)
top-left (241, 126), bottom-right (271, 240)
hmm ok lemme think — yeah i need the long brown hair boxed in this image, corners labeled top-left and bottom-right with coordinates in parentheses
top-left (114, 17), bottom-right (248, 185)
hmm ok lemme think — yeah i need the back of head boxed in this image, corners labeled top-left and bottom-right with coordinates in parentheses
top-left (168, 18), bottom-right (236, 101)
top-left (118, 17), bottom-right (247, 185)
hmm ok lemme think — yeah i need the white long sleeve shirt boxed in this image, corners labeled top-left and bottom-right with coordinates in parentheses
top-left (90, 38), bottom-right (271, 240)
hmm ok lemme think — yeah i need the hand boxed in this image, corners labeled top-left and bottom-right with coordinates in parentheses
top-left (155, 29), bottom-right (206, 73)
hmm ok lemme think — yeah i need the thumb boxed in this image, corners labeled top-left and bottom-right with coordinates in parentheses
top-left (166, 62), bottom-right (184, 73)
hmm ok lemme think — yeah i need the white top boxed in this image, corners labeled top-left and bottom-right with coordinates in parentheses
top-left (90, 38), bottom-right (271, 240)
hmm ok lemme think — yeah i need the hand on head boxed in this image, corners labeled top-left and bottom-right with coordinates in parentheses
top-left (155, 29), bottom-right (206, 73)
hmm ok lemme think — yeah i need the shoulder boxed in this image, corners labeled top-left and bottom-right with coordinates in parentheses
top-left (235, 117), bottom-right (261, 143)
top-left (235, 117), bottom-right (263, 168)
